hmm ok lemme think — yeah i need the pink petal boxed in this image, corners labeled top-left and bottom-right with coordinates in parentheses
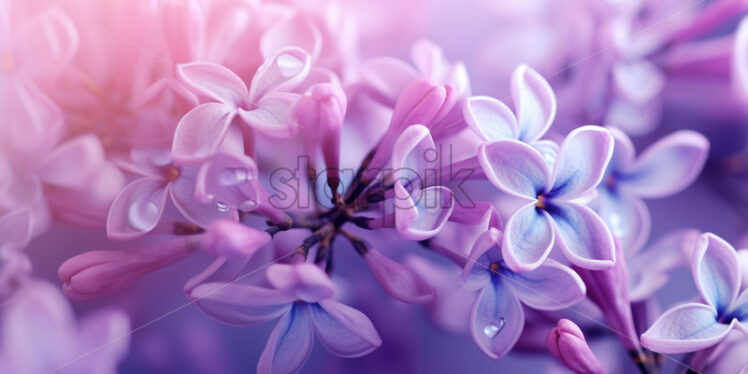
top-left (190, 283), bottom-right (293, 326)
top-left (238, 92), bottom-right (300, 138)
top-left (260, 15), bottom-right (321, 61)
top-left (394, 184), bottom-right (455, 241)
top-left (177, 62), bottom-right (249, 107)
top-left (14, 8), bottom-right (78, 78)
top-left (359, 57), bottom-right (418, 105)
top-left (249, 47), bottom-right (311, 102)
top-left (106, 178), bottom-right (169, 240)
top-left (172, 103), bottom-right (237, 164)
top-left (266, 263), bottom-right (335, 303)
top-left (37, 135), bottom-right (106, 189)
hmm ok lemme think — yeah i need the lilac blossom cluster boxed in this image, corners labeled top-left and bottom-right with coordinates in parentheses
top-left (2, 0), bottom-right (748, 373)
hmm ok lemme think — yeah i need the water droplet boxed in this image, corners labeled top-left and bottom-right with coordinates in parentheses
top-left (483, 317), bottom-right (506, 338)
top-left (216, 202), bottom-right (230, 212)
top-left (238, 199), bottom-right (258, 212)
top-left (277, 53), bottom-right (304, 77)
top-left (128, 201), bottom-right (159, 231)
top-left (218, 168), bottom-right (250, 186)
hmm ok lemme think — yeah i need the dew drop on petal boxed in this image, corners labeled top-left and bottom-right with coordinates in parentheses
top-left (238, 199), bottom-right (258, 212)
top-left (277, 53), bottom-right (304, 77)
top-left (216, 201), bottom-right (230, 212)
top-left (483, 317), bottom-right (506, 338)
top-left (218, 168), bottom-right (249, 186)
top-left (127, 201), bottom-right (159, 231)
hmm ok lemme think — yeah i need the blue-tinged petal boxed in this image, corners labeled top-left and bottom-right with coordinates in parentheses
top-left (391, 124), bottom-right (437, 188)
top-left (693, 233), bottom-right (740, 314)
top-left (730, 288), bottom-right (748, 333)
top-left (478, 140), bottom-right (550, 200)
top-left (641, 303), bottom-right (732, 354)
top-left (592, 189), bottom-right (650, 255)
top-left (469, 281), bottom-right (524, 360)
top-left (549, 126), bottom-right (613, 200)
top-left (511, 65), bottom-right (556, 143)
top-left (505, 259), bottom-right (586, 310)
top-left (463, 96), bottom-right (518, 142)
top-left (550, 202), bottom-right (615, 270)
top-left (502, 203), bottom-right (555, 272)
top-left (257, 304), bottom-right (314, 374)
top-left (190, 283), bottom-right (293, 326)
top-left (463, 229), bottom-right (501, 290)
top-left (624, 130), bottom-right (709, 199)
top-left (394, 184), bottom-right (454, 241)
top-left (312, 300), bottom-right (382, 358)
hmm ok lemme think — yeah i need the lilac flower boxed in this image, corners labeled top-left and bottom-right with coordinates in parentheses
top-left (478, 126), bottom-right (615, 271)
top-left (189, 262), bottom-right (382, 374)
top-left (0, 280), bottom-right (129, 373)
top-left (107, 148), bottom-right (240, 239)
top-left (593, 128), bottom-right (709, 252)
top-left (463, 64), bottom-right (556, 147)
top-left (641, 233), bottom-right (748, 354)
top-left (462, 228), bottom-right (586, 359)
top-left (172, 47), bottom-right (311, 163)
top-left (547, 319), bottom-right (607, 374)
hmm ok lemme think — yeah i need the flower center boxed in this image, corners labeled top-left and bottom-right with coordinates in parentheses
top-left (536, 194), bottom-right (547, 209)
top-left (489, 262), bottom-right (500, 273)
top-left (167, 167), bottom-right (180, 181)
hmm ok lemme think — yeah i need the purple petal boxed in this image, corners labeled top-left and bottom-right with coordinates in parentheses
top-left (171, 103), bottom-right (236, 164)
top-left (478, 140), bottom-right (550, 200)
top-left (266, 263), bottom-right (335, 303)
top-left (76, 308), bottom-right (131, 371)
top-left (612, 60), bottom-right (665, 104)
top-left (593, 189), bottom-right (650, 255)
top-left (312, 299), bottom-right (382, 357)
top-left (195, 152), bottom-right (260, 213)
top-left (551, 202), bottom-right (616, 270)
top-left (238, 92), bottom-right (299, 138)
top-left (511, 65), bottom-right (556, 143)
top-left (607, 127), bottom-right (637, 173)
top-left (14, 9), bottom-right (78, 77)
top-left (736, 18), bottom-right (748, 100)
top-left (183, 257), bottom-right (250, 295)
top-left (469, 281), bottom-right (524, 360)
top-left (106, 178), bottom-right (169, 240)
top-left (641, 303), bottom-right (732, 354)
top-left (463, 229), bottom-right (501, 290)
top-left (177, 62), bottom-right (249, 107)
top-left (550, 126), bottom-right (614, 200)
top-left (505, 259), bottom-right (586, 310)
top-left (363, 248), bottom-right (434, 304)
top-left (249, 47), bottom-right (310, 101)
top-left (190, 283), bottom-right (293, 326)
top-left (201, 220), bottom-right (271, 258)
top-left (1, 281), bottom-right (76, 372)
top-left (625, 130), bottom-right (709, 199)
top-left (257, 304), bottom-right (314, 374)
top-left (391, 124), bottom-right (437, 186)
top-left (169, 166), bottom-right (237, 227)
top-left (463, 96), bottom-right (518, 142)
top-left (393, 184), bottom-right (454, 241)
top-left (502, 202), bottom-right (555, 272)
top-left (693, 233), bottom-right (740, 314)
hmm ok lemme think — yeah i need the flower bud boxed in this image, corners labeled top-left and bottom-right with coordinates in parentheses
top-left (547, 319), bottom-right (606, 374)
top-left (201, 220), bottom-right (271, 258)
top-left (58, 237), bottom-right (197, 301)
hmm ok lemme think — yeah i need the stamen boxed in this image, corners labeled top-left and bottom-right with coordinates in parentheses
top-left (489, 262), bottom-right (500, 273)
top-left (536, 194), bottom-right (547, 209)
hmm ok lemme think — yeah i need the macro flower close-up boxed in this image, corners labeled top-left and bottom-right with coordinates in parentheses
top-left (3, 0), bottom-right (748, 373)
